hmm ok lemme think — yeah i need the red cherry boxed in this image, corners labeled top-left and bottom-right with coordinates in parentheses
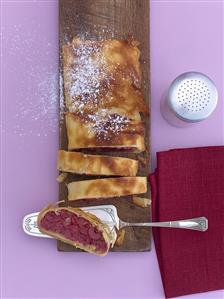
top-left (45, 212), bottom-right (55, 223)
top-left (96, 241), bottom-right (107, 252)
top-left (64, 229), bottom-right (72, 239)
top-left (60, 210), bottom-right (69, 219)
top-left (71, 215), bottom-right (77, 224)
top-left (77, 217), bottom-right (88, 226)
top-left (40, 219), bottom-right (51, 230)
top-left (88, 227), bottom-right (102, 240)
top-left (54, 223), bottom-right (64, 233)
top-left (79, 225), bottom-right (88, 235)
top-left (64, 217), bottom-right (71, 226)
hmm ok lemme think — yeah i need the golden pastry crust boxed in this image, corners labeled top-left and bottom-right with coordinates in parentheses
top-left (62, 38), bottom-right (148, 118)
top-left (67, 177), bottom-right (147, 201)
top-left (57, 150), bottom-right (138, 177)
top-left (37, 205), bottom-right (111, 256)
top-left (62, 38), bottom-right (147, 151)
top-left (65, 112), bottom-right (145, 152)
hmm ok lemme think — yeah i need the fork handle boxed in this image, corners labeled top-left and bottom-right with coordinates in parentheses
top-left (120, 217), bottom-right (208, 232)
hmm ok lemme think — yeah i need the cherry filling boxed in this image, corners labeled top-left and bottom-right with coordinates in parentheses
top-left (40, 209), bottom-right (108, 253)
top-left (85, 147), bottom-right (134, 152)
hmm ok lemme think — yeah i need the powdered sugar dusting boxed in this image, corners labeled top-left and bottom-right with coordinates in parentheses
top-left (66, 40), bottom-right (115, 113)
top-left (64, 39), bottom-right (132, 140)
top-left (83, 109), bottom-right (130, 140)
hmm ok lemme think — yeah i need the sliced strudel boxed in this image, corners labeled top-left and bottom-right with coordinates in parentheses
top-left (57, 150), bottom-right (138, 176)
top-left (38, 205), bottom-right (111, 256)
top-left (67, 177), bottom-right (147, 201)
top-left (65, 112), bottom-right (145, 152)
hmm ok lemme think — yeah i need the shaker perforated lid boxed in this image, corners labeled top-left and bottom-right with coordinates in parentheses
top-left (167, 72), bottom-right (218, 122)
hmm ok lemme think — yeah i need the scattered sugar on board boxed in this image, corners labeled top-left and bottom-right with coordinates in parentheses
top-left (3, 22), bottom-right (59, 140)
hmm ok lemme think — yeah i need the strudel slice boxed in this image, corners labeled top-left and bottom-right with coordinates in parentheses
top-left (67, 177), bottom-right (147, 201)
top-left (38, 205), bottom-right (111, 256)
top-left (57, 150), bottom-right (138, 176)
top-left (65, 112), bottom-right (145, 152)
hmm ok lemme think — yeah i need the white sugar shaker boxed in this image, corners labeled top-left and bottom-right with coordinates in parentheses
top-left (161, 72), bottom-right (218, 127)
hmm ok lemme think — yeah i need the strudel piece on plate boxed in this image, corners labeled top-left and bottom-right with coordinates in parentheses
top-left (65, 112), bottom-right (145, 152)
top-left (57, 150), bottom-right (138, 176)
top-left (38, 205), bottom-right (112, 256)
top-left (67, 177), bottom-right (147, 201)
top-left (62, 38), bottom-right (148, 119)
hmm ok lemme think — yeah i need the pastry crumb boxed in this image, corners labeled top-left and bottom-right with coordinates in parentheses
top-left (56, 172), bottom-right (68, 183)
top-left (132, 196), bottom-right (151, 208)
top-left (115, 229), bottom-right (126, 247)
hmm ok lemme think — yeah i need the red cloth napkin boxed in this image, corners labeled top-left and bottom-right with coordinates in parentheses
top-left (149, 146), bottom-right (224, 298)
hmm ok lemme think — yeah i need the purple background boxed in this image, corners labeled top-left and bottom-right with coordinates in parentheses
top-left (1, 1), bottom-right (223, 299)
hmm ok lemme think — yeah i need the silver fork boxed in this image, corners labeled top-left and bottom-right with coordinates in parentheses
top-left (119, 217), bottom-right (208, 231)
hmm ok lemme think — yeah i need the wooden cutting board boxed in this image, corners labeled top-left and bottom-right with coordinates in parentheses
top-left (58, 0), bottom-right (151, 252)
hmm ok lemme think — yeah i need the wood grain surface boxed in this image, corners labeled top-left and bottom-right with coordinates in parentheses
top-left (58, 0), bottom-right (151, 252)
